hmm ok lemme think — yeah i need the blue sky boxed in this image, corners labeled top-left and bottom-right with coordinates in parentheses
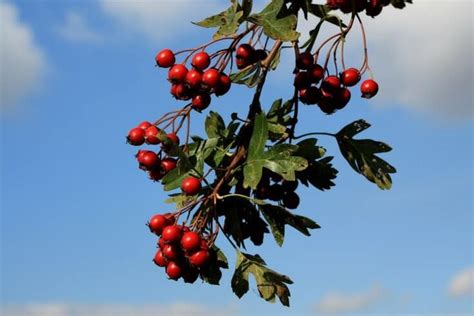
top-left (1, 0), bottom-right (473, 315)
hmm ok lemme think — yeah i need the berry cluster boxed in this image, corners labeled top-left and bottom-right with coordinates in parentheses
top-left (156, 49), bottom-right (231, 112)
top-left (149, 214), bottom-right (211, 282)
top-left (254, 172), bottom-right (300, 210)
top-left (235, 44), bottom-right (268, 69)
top-left (294, 52), bottom-right (378, 114)
top-left (326, 0), bottom-right (391, 17)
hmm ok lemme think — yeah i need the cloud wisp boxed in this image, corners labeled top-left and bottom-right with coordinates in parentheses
top-left (1, 302), bottom-right (238, 316)
top-left (0, 1), bottom-right (47, 108)
top-left (58, 12), bottom-right (101, 43)
top-left (448, 266), bottom-right (474, 297)
top-left (315, 284), bottom-right (386, 314)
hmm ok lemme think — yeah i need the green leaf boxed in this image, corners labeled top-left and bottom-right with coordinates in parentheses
top-left (298, 156), bottom-right (338, 191)
top-left (193, 0), bottom-right (243, 39)
top-left (309, 4), bottom-right (347, 27)
top-left (205, 111), bottom-right (226, 138)
top-left (294, 138), bottom-right (326, 160)
top-left (248, 0), bottom-right (299, 41)
top-left (231, 251), bottom-right (293, 306)
top-left (336, 120), bottom-right (396, 190)
top-left (243, 112), bottom-right (268, 189)
top-left (260, 204), bottom-right (320, 246)
top-left (240, 0), bottom-right (253, 20)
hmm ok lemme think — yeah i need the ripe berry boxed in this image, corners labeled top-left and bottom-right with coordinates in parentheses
top-left (155, 49), bottom-right (175, 68)
top-left (145, 125), bottom-right (161, 145)
top-left (296, 52), bottom-right (314, 70)
top-left (202, 69), bottom-right (220, 88)
top-left (255, 49), bottom-right (268, 61)
top-left (366, 0), bottom-right (383, 17)
top-left (192, 52), bottom-right (211, 70)
top-left (137, 121), bottom-right (152, 130)
top-left (299, 86), bottom-right (321, 105)
top-left (308, 64), bottom-right (325, 83)
top-left (168, 64), bottom-right (188, 82)
top-left (282, 191), bottom-right (300, 209)
top-left (293, 72), bottom-right (310, 89)
top-left (282, 180), bottom-right (298, 192)
top-left (318, 89), bottom-right (337, 114)
top-left (214, 73), bottom-right (231, 96)
top-left (162, 225), bottom-right (183, 244)
top-left (153, 250), bottom-right (167, 267)
top-left (181, 231), bottom-right (202, 252)
top-left (200, 239), bottom-right (209, 251)
top-left (160, 158), bottom-right (177, 173)
top-left (360, 79), bottom-right (379, 98)
top-left (162, 244), bottom-right (180, 260)
top-left (148, 214), bottom-right (169, 235)
top-left (236, 44), bottom-right (255, 61)
top-left (172, 83), bottom-right (191, 100)
top-left (166, 261), bottom-right (182, 280)
top-left (340, 68), bottom-right (361, 87)
top-left (181, 176), bottom-right (201, 195)
top-left (158, 237), bottom-right (166, 249)
top-left (149, 169), bottom-right (164, 181)
top-left (189, 250), bottom-right (209, 267)
top-left (185, 69), bottom-right (202, 88)
top-left (127, 127), bottom-right (146, 146)
top-left (166, 133), bottom-right (180, 146)
top-left (334, 87), bottom-right (351, 109)
top-left (322, 75), bottom-right (341, 93)
top-left (268, 184), bottom-right (284, 201)
top-left (137, 150), bottom-right (159, 170)
top-left (192, 94), bottom-right (211, 111)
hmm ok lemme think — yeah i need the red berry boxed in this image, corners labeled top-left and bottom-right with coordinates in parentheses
top-left (189, 250), bottom-right (209, 267)
top-left (162, 244), bottom-right (180, 260)
top-left (166, 133), bottom-right (180, 146)
top-left (149, 169), bottom-right (164, 181)
top-left (162, 225), bottom-right (183, 244)
top-left (200, 240), bottom-right (209, 251)
top-left (171, 83), bottom-right (191, 100)
top-left (148, 214), bottom-right (169, 235)
top-left (157, 237), bottom-right (166, 249)
top-left (192, 52), bottom-right (211, 70)
top-left (236, 57), bottom-right (249, 70)
top-left (153, 250), bottom-right (167, 267)
top-left (236, 44), bottom-right (255, 61)
top-left (255, 49), bottom-right (268, 61)
top-left (127, 127), bottom-right (146, 146)
top-left (366, 0), bottom-right (382, 17)
top-left (202, 69), bottom-right (220, 88)
top-left (334, 87), bottom-right (351, 109)
top-left (137, 121), bottom-right (152, 130)
top-left (299, 86), bottom-right (321, 105)
top-left (214, 73), bottom-right (231, 96)
top-left (181, 176), bottom-right (202, 195)
top-left (137, 150), bottom-right (159, 170)
top-left (166, 261), bottom-right (182, 280)
top-left (340, 68), bottom-right (361, 87)
top-left (161, 158), bottom-right (177, 173)
top-left (168, 64), bottom-right (188, 82)
top-left (155, 49), bottom-right (175, 68)
top-left (308, 64), bottom-right (325, 83)
top-left (181, 232), bottom-right (202, 252)
top-left (360, 79), bottom-right (379, 98)
top-left (185, 69), bottom-right (202, 88)
top-left (145, 126), bottom-right (161, 145)
top-left (296, 52), bottom-right (314, 70)
top-left (282, 191), bottom-right (300, 209)
top-left (293, 72), bottom-right (310, 89)
top-left (192, 94), bottom-right (211, 111)
top-left (322, 75), bottom-right (341, 92)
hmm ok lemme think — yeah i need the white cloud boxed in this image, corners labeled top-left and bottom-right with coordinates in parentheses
top-left (99, 0), bottom-right (224, 43)
top-left (58, 12), bottom-right (101, 43)
top-left (315, 284), bottom-right (386, 314)
top-left (363, 0), bottom-right (473, 120)
top-left (296, 1), bottom-right (473, 120)
top-left (0, 1), bottom-right (47, 108)
top-left (1, 302), bottom-right (238, 316)
top-left (448, 267), bottom-right (474, 297)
